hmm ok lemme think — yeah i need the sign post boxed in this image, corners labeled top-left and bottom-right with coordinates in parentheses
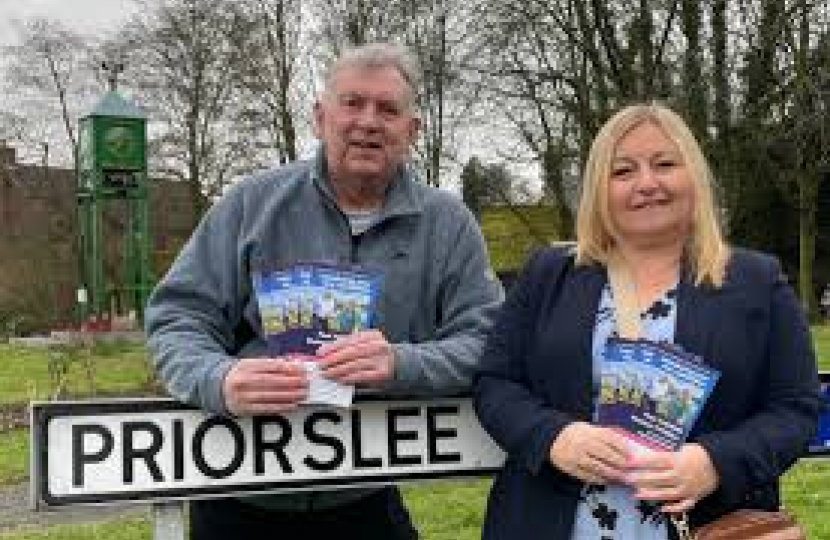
top-left (152, 501), bottom-right (186, 540)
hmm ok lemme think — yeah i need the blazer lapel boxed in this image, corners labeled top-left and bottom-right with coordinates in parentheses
top-left (675, 274), bottom-right (720, 362)
top-left (560, 263), bottom-right (606, 417)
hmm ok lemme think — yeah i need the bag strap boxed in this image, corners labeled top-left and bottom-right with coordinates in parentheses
top-left (606, 253), bottom-right (641, 340)
top-left (669, 513), bottom-right (694, 540)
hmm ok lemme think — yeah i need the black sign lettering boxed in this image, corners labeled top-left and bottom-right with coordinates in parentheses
top-left (351, 409), bottom-right (382, 468)
top-left (192, 417), bottom-right (245, 479)
top-left (387, 407), bottom-right (422, 466)
top-left (253, 416), bottom-right (293, 474)
top-left (426, 405), bottom-right (462, 464)
top-left (72, 423), bottom-right (114, 487)
top-left (172, 419), bottom-right (184, 481)
top-left (303, 411), bottom-right (346, 472)
top-left (123, 421), bottom-right (164, 484)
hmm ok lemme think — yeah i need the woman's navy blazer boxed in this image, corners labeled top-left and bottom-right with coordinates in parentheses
top-left (474, 247), bottom-right (823, 539)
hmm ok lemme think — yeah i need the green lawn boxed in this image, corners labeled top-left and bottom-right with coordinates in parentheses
top-left (0, 429), bottom-right (27, 485)
top-left (0, 518), bottom-right (151, 539)
top-left (0, 343), bottom-right (155, 405)
top-left (813, 325), bottom-right (830, 371)
top-left (479, 205), bottom-right (561, 271)
top-left (783, 460), bottom-right (830, 538)
top-left (403, 480), bottom-right (490, 540)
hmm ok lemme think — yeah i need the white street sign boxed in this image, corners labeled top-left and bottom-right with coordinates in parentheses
top-left (31, 396), bottom-right (505, 508)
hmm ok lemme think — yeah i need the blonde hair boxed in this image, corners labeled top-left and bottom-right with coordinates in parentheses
top-left (575, 102), bottom-right (730, 287)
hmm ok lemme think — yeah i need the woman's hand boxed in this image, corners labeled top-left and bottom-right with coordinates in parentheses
top-left (549, 422), bottom-right (632, 484)
top-left (626, 443), bottom-right (720, 513)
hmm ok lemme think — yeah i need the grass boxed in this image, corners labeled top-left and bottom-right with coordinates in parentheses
top-left (0, 429), bottom-right (27, 485)
top-left (813, 325), bottom-right (830, 370)
top-left (0, 343), bottom-right (155, 405)
top-left (0, 518), bottom-right (151, 539)
top-left (0, 329), bottom-right (828, 539)
top-left (403, 479), bottom-right (490, 540)
top-left (783, 460), bottom-right (830, 538)
top-left (479, 205), bottom-right (561, 271)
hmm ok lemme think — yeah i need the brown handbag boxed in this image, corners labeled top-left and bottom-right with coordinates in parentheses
top-left (672, 509), bottom-right (806, 540)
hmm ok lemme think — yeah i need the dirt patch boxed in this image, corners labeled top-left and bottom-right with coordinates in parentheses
top-left (0, 405), bottom-right (25, 432)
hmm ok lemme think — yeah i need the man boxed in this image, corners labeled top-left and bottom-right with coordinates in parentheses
top-left (144, 42), bottom-right (502, 539)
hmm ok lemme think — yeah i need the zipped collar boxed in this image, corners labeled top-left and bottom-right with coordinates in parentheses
top-left (310, 146), bottom-right (425, 225)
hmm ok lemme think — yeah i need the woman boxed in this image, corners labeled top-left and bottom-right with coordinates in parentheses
top-left (473, 102), bottom-right (823, 539)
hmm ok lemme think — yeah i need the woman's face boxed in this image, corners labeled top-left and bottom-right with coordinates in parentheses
top-left (607, 121), bottom-right (695, 249)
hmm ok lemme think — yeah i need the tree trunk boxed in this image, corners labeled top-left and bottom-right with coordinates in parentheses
top-left (543, 144), bottom-right (574, 238)
top-left (799, 191), bottom-right (816, 316)
top-left (681, 0), bottom-right (706, 141)
top-left (710, 0), bottom-right (733, 227)
top-left (796, 0), bottom-right (815, 316)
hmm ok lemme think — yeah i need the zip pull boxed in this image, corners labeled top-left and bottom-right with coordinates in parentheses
top-left (669, 513), bottom-right (693, 540)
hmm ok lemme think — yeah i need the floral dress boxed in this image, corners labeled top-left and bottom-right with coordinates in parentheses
top-left (569, 282), bottom-right (678, 540)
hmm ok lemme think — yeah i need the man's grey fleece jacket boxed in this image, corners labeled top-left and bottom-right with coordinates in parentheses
top-left (145, 152), bottom-right (504, 420)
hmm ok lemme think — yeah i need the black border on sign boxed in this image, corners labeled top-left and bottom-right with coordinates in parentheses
top-left (805, 372), bottom-right (830, 458)
top-left (31, 395), bottom-right (501, 508)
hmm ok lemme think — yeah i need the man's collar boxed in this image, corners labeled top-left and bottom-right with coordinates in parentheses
top-left (310, 146), bottom-right (424, 220)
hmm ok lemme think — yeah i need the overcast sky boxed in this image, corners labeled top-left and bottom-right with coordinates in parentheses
top-left (0, 0), bottom-right (137, 45)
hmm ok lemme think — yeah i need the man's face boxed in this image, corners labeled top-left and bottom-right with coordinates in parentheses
top-left (313, 66), bottom-right (421, 186)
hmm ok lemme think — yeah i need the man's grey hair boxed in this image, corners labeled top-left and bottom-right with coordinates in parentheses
top-left (323, 42), bottom-right (422, 110)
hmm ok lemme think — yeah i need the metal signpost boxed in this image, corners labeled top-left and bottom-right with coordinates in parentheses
top-left (31, 396), bottom-right (505, 540)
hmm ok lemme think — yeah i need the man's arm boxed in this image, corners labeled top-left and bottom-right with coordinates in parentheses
top-left (384, 210), bottom-right (503, 395)
top-left (145, 191), bottom-right (246, 415)
top-left (387, 235), bottom-right (502, 394)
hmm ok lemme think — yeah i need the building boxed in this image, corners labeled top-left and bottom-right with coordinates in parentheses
top-left (0, 142), bottom-right (197, 333)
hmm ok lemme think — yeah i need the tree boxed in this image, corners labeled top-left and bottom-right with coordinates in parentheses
top-left (225, 0), bottom-right (306, 164)
top-left (0, 111), bottom-right (29, 143)
top-left (460, 156), bottom-right (492, 219)
top-left (3, 17), bottom-right (96, 168)
top-left (792, 0), bottom-right (830, 314)
top-left (118, 0), bottom-right (264, 221)
top-left (402, 0), bottom-right (483, 187)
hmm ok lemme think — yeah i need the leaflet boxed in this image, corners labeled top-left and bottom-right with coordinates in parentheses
top-left (596, 338), bottom-right (720, 452)
top-left (252, 263), bottom-right (382, 408)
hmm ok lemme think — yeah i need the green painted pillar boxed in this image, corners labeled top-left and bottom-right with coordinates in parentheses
top-left (77, 88), bottom-right (150, 325)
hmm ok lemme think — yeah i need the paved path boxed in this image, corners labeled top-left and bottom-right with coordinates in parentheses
top-left (0, 481), bottom-right (150, 535)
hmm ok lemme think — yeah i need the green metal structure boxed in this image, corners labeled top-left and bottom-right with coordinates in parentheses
top-left (77, 85), bottom-right (151, 323)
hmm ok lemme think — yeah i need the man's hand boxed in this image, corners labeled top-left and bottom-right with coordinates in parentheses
top-left (223, 358), bottom-right (308, 416)
top-left (549, 422), bottom-right (632, 484)
top-left (318, 330), bottom-right (394, 386)
top-left (626, 443), bottom-right (719, 513)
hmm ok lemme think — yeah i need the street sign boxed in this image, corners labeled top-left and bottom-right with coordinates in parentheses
top-left (31, 396), bottom-right (505, 508)
top-left (807, 372), bottom-right (830, 458)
